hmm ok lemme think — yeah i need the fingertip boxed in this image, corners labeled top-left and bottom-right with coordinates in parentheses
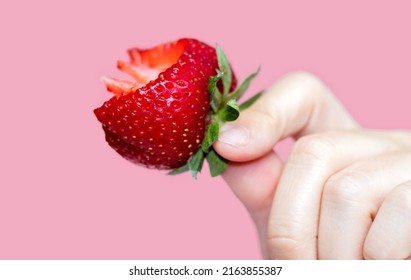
top-left (214, 109), bottom-right (279, 162)
top-left (214, 123), bottom-right (252, 162)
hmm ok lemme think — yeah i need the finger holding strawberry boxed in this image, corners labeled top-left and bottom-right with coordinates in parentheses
top-left (94, 38), bottom-right (260, 178)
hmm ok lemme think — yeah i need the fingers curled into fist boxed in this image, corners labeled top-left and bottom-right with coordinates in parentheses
top-left (214, 71), bottom-right (411, 260)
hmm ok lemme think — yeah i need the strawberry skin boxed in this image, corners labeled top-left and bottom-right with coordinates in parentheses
top-left (94, 38), bottom-right (235, 170)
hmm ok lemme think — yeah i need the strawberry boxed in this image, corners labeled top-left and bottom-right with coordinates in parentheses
top-left (94, 38), bottom-right (259, 178)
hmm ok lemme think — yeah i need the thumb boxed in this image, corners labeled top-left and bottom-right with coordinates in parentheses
top-left (222, 151), bottom-right (283, 259)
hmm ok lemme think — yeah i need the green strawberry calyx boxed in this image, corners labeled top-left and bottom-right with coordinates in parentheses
top-left (168, 46), bottom-right (262, 178)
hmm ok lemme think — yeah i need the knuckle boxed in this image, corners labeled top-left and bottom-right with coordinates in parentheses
top-left (389, 131), bottom-right (411, 149)
top-left (290, 135), bottom-right (335, 167)
top-left (388, 182), bottom-right (411, 212)
top-left (285, 71), bottom-right (327, 97)
top-left (247, 106), bottom-right (279, 132)
top-left (324, 171), bottom-right (368, 205)
top-left (286, 71), bottom-right (323, 87)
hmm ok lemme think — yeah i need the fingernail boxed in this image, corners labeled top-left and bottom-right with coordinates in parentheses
top-left (218, 124), bottom-right (250, 147)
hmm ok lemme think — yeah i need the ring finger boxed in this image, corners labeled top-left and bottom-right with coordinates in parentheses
top-left (319, 152), bottom-right (411, 259)
top-left (364, 179), bottom-right (411, 260)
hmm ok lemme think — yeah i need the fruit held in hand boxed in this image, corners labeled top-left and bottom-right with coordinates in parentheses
top-left (94, 38), bottom-right (259, 177)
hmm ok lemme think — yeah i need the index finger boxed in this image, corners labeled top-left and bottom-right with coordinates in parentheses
top-left (214, 71), bottom-right (359, 162)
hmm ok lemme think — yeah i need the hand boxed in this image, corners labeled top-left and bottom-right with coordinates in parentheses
top-left (214, 72), bottom-right (411, 260)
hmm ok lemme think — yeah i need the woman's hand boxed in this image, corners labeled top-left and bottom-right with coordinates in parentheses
top-left (214, 72), bottom-right (411, 259)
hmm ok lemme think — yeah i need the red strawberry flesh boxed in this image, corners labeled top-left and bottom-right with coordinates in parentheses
top-left (94, 38), bottom-right (231, 169)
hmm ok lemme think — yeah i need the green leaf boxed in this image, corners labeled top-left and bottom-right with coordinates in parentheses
top-left (208, 73), bottom-right (222, 95)
top-left (219, 99), bottom-right (240, 122)
top-left (206, 149), bottom-right (228, 177)
top-left (188, 149), bottom-right (205, 179)
top-left (239, 91), bottom-right (263, 111)
top-left (208, 73), bottom-right (222, 113)
top-left (216, 45), bottom-right (232, 96)
top-left (210, 91), bottom-right (221, 114)
top-left (230, 67), bottom-right (260, 101)
top-left (167, 163), bottom-right (189, 175)
top-left (202, 121), bottom-right (220, 152)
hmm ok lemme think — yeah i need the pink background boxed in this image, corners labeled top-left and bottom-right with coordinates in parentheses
top-left (1, 0), bottom-right (410, 259)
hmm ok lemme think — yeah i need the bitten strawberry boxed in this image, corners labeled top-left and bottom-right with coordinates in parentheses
top-left (94, 38), bottom-right (259, 178)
